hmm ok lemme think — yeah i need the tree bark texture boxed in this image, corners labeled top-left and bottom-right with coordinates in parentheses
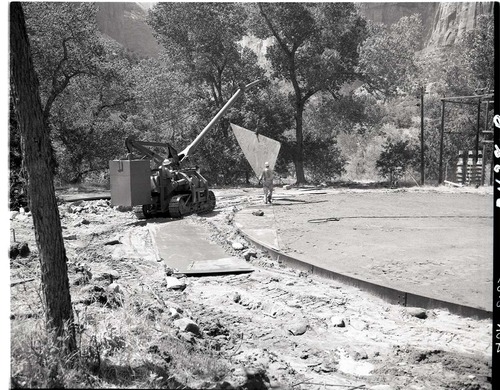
top-left (294, 102), bottom-right (306, 184)
top-left (9, 2), bottom-right (76, 351)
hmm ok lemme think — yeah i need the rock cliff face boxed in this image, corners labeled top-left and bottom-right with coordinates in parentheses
top-left (96, 2), bottom-right (494, 59)
top-left (358, 2), bottom-right (494, 48)
top-left (96, 2), bottom-right (160, 58)
top-left (426, 2), bottom-right (494, 46)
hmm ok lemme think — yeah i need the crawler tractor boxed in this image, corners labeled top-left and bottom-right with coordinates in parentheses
top-left (109, 80), bottom-right (261, 218)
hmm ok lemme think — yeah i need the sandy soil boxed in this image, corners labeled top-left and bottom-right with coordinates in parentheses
top-left (9, 186), bottom-right (493, 389)
top-left (271, 187), bottom-right (493, 311)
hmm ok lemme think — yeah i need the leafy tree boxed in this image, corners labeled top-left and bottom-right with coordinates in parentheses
top-left (10, 2), bottom-right (76, 356)
top-left (148, 2), bottom-right (264, 108)
top-left (443, 12), bottom-right (494, 97)
top-left (24, 2), bottom-right (106, 121)
top-left (358, 14), bottom-right (423, 99)
top-left (248, 3), bottom-right (367, 183)
top-left (129, 53), bottom-right (203, 148)
top-left (376, 138), bottom-right (418, 185)
top-left (302, 133), bottom-right (346, 183)
top-left (21, 2), bottom-right (137, 183)
top-left (462, 14), bottom-right (495, 90)
top-left (147, 3), bottom-right (271, 182)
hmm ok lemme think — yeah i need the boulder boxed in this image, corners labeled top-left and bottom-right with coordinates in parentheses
top-left (104, 239), bottom-right (121, 246)
top-left (233, 292), bottom-right (241, 303)
top-left (330, 316), bottom-right (346, 328)
top-left (232, 242), bottom-right (244, 250)
top-left (9, 242), bottom-right (30, 259)
top-left (115, 205), bottom-right (132, 212)
top-left (94, 270), bottom-right (120, 282)
top-left (288, 320), bottom-right (308, 336)
top-left (9, 245), bottom-right (19, 259)
top-left (165, 276), bottom-right (186, 290)
top-left (406, 307), bottom-right (428, 319)
top-left (107, 282), bottom-right (121, 293)
top-left (173, 318), bottom-right (201, 336)
top-left (243, 250), bottom-right (257, 261)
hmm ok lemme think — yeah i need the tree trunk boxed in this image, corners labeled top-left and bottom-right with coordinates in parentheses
top-left (294, 102), bottom-right (306, 184)
top-left (10, 2), bottom-right (76, 352)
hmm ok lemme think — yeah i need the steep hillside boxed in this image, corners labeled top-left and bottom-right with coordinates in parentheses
top-left (96, 2), bottom-right (494, 63)
top-left (358, 2), bottom-right (494, 48)
top-left (96, 2), bottom-right (160, 59)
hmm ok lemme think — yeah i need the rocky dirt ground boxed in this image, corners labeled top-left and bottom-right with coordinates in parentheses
top-left (9, 187), bottom-right (492, 389)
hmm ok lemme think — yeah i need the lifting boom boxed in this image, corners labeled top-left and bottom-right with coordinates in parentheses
top-left (109, 79), bottom-right (262, 218)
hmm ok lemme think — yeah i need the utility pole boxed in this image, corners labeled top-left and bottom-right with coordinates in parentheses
top-left (420, 86), bottom-right (425, 186)
top-left (438, 97), bottom-right (445, 184)
top-left (475, 98), bottom-right (481, 165)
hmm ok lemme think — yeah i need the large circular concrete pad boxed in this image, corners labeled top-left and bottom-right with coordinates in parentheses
top-left (269, 189), bottom-right (493, 311)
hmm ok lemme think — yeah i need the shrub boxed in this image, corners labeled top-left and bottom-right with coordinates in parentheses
top-left (376, 138), bottom-right (418, 186)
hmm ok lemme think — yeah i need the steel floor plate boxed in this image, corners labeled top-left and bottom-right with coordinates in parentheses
top-left (148, 219), bottom-right (253, 275)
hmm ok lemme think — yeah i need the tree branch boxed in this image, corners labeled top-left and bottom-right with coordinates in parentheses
top-left (258, 3), bottom-right (291, 56)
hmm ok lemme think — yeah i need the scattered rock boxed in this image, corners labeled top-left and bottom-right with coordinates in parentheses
top-left (288, 320), bottom-right (308, 336)
top-left (81, 284), bottom-right (104, 294)
top-left (115, 205), bottom-right (133, 212)
top-left (406, 307), bottom-right (428, 319)
top-left (164, 276), bottom-right (186, 290)
top-left (10, 211), bottom-right (19, 220)
top-left (283, 185), bottom-right (292, 190)
top-left (286, 300), bottom-right (302, 308)
top-left (348, 346), bottom-right (368, 360)
top-left (233, 292), bottom-right (241, 303)
top-left (349, 318), bottom-right (368, 330)
top-left (173, 318), bottom-right (201, 336)
top-left (94, 270), bottom-right (120, 282)
top-left (164, 267), bottom-right (175, 276)
top-left (252, 210), bottom-right (264, 216)
top-left (72, 274), bottom-right (91, 286)
top-left (107, 282), bottom-right (121, 293)
top-left (232, 242), bottom-right (244, 250)
top-left (9, 245), bottom-right (19, 259)
top-left (178, 332), bottom-right (195, 343)
top-left (81, 218), bottom-right (90, 225)
top-left (104, 239), bottom-right (121, 246)
top-left (243, 250), bottom-right (257, 261)
top-left (63, 234), bottom-right (77, 241)
top-left (18, 243), bottom-right (30, 257)
top-left (202, 319), bottom-right (229, 337)
top-left (330, 316), bottom-right (346, 328)
top-left (320, 361), bottom-right (336, 373)
top-left (169, 308), bottom-right (181, 320)
top-left (9, 242), bottom-right (30, 259)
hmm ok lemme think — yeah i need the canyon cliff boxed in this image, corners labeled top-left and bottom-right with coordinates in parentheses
top-left (95, 2), bottom-right (494, 59)
top-left (96, 2), bottom-right (160, 58)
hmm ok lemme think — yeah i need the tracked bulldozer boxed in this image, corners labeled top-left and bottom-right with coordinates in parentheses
top-left (109, 80), bottom-right (261, 218)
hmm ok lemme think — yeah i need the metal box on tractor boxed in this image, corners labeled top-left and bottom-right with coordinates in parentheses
top-left (109, 80), bottom-right (261, 218)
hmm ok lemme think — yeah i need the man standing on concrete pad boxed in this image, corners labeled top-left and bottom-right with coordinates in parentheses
top-left (259, 162), bottom-right (274, 204)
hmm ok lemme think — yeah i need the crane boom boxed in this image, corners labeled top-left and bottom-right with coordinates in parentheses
top-left (178, 79), bottom-right (262, 162)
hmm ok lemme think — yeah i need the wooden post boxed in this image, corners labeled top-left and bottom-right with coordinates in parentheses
top-left (475, 99), bottom-right (481, 166)
top-left (438, 98), bottom-right (445, 184)
top-left (481, 100), bottom-right (489, 186)
top-left (420, 87), bottom-right (425, 185)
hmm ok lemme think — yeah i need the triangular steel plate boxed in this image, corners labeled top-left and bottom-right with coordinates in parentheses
top-left (230, 123), bottom-right (281, 178)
